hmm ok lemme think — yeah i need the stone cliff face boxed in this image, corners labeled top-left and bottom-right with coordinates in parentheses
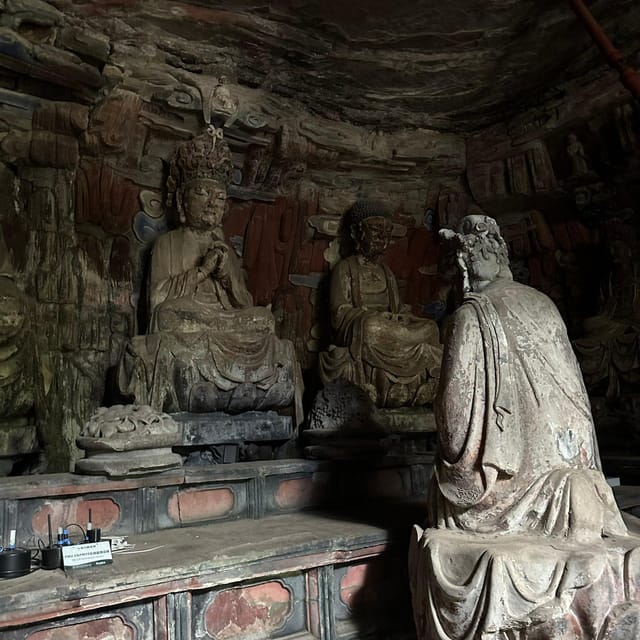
top-left (0, 0), bottom-right (638, 470)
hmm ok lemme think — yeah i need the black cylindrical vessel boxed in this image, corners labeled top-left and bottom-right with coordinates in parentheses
top-left (0, 548), bottom-right (31, 578)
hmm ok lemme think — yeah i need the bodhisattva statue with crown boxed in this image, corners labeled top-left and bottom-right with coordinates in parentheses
top-left (409, 214), bottom-right (640, 640)
top-left (118, 127), bottom-right (301, 418)
top-left (319, 200), bottom-right (442, 409)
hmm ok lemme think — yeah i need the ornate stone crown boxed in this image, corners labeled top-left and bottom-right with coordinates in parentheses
top-left (166, 125), bottom-right (234, 206)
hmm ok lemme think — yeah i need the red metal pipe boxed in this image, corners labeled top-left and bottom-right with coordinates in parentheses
top-left (569, 0), bottom-right (640, 100)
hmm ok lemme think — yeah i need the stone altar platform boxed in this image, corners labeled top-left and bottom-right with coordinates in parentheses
top-left (0, 506), bottom-right (420, 639)
top-left (0, 456), bottom-right (433, 638)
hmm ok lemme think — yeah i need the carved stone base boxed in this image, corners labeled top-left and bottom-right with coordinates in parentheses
top-left (381, 407), bottom-right (436, 433)
top-left (409, 526), bottom-right (640, 640)
top-left (75, 447), bottom-right (184, 478)
top-left (174, 411), bottom-right (293, 445)
top-left (305, 385), bottom-right (435, 460)
top-left (302, 429), bottom-right (393, 461)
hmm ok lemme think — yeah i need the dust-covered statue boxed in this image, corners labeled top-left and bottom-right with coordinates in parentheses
top-left (118, 127), bottom-right (301, 417)
top-left (319, 200), bottom-right (442, 408)
top-left (409, 214), bottom-right (640, 640)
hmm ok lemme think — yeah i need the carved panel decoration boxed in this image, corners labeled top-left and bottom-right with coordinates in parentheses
top-left (27, 616), bottom-right (135, 640)
top-left (204, 580), bottom-right (293, 640)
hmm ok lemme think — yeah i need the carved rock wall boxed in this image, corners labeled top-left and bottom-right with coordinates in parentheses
top-left (0, 0), bottom-right (638, 469)
top-left (466, 73), bottom-right (640, 334)
top-left (0, 1), bottom-right (468, 470)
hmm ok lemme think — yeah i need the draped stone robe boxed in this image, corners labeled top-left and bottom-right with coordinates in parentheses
top-left (410, 277), bottom-right (640, 640)
top-left (429, 277), bottom-right (623, 537)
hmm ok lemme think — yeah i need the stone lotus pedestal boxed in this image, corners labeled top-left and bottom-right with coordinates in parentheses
top-left (76, 405), bottom-right (183, 478)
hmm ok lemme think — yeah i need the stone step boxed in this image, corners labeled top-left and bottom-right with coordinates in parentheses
top-left (0, 505), bottom-right (422, 639)
top-left (0, 456), bottom-right (434, 548)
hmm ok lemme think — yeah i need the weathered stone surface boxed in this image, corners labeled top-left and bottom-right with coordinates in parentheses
top-left (0, 226), bottom-right (41, 468)
top-left (45, 0), bottom-right (640, 132)
top-left (75, 447), bottom-right (183, 477)
top-left (0, 419), bottom-right (37, 457)
top-left (0, 0), bottom-right (636, 478)
top-left (77, 404), bottom-right (180, 451)
top-left (204, 581), bottom-right (291, 639)
top-left (75, 405), bottom-right (182, 477)
top-left (0, 508), bottom-right (417, 635)
top-left (32, 496), bottom-right (121, 538)
top-left (167, 486), bottom-right (235, 523)
top-left (26, 617), bottom-right (135, 640)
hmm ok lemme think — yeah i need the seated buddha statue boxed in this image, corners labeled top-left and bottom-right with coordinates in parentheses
top-left (319, 200), bottom-right (442, 408)
top-left (118, 126), bottom-right (301, 417)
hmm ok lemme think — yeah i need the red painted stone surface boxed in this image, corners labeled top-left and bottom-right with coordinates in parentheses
top-left (224, 195), bottom-right (328, 368)
top-left (27, 615), bottom-right (134, 639)
top-left (204, 581), bottom-right (291, 639)
top-left (340, 563), bottom-right (368, 609)
top-left (32, 498), bottom-right (120, 539)
top-left (306, 570), bottom-right (321, 637)
top-left (109, 235), bottom-right (132, 284)
top-left (339, 559), bottom-right (389, 616)
top-left (167, 487), bottom-right (235, 524)
top-left (274, 477), bottom-right (317, 510)
top-left (75, 159), bottom-right (140, 235)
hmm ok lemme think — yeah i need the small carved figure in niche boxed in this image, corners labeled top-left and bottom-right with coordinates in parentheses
top-left (410, 214), bottom-right (640, 640)
top-left (573, 218), bottom-right (640, 400)
top-left (319, 200), bottom-right (442, 408)
top-left (567, 132), bottom-right (590, 176)
top-left (210, 76), bottom-right (236, 116)
top-left (614, 103), bottom-right (637, 153)
top-left (118, 126), bottom-right (301, 418)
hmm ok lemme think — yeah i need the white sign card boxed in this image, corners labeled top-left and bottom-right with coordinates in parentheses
top-left (62, 541), bottom-right (113, 569)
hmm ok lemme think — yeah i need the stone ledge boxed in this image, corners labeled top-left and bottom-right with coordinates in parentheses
top-left (0, 455), bottom-right (434, 499)
top-left (0, 457), bottom-right (435, 548)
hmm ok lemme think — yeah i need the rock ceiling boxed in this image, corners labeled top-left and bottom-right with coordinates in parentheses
top-left (55, 0), bottom-right (640, 133)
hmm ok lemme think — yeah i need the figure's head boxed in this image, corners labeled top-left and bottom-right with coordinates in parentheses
top-left (440, 214), bottom-right (511, 293)
top-left (181, 178), bottom-right (228, 230)
top-left (167, 126), bottom-right (234, 228)
top-left (348, 200), bottom-right (393, 260)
